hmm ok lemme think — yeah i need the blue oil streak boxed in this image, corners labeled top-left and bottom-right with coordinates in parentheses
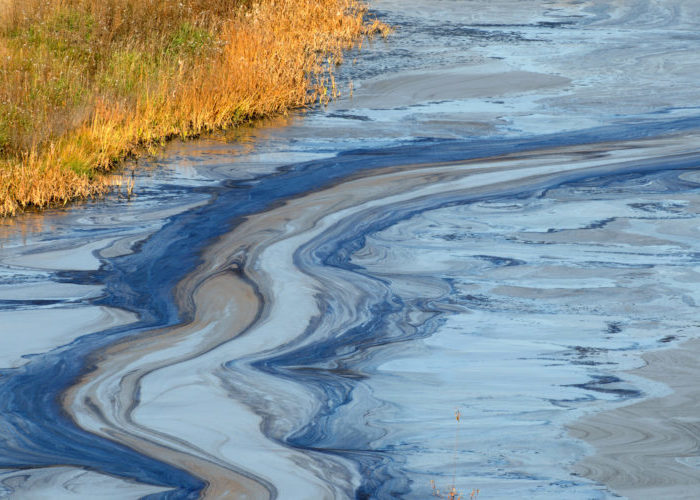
top-left (250, 156), bottom-right (700, 497)
top-left (0, 116), bottom-right (700, 498)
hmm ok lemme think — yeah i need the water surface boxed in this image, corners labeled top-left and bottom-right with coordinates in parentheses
top-left (2, 1), bottom-right (700, 498)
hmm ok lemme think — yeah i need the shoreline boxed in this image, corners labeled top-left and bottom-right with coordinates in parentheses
top-left (0, 0), bottom-right (388, 217)
top-left (570, 336), bottom-right (700, 499)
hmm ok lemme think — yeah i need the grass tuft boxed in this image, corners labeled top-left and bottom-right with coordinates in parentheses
top-left (0, 0), bottom-right (390, 216)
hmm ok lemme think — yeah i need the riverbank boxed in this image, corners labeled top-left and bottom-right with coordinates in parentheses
top-left (0, 0), bottom-right (388, 216)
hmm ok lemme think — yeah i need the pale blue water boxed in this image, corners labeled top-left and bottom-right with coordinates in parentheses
top-left (1, 1), bottom-right (700, 498)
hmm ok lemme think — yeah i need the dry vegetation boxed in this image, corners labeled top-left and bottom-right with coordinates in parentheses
top-left (0, 0), bottom-right (389, 216)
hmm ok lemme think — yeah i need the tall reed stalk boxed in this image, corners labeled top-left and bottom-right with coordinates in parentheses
top-left (0, 0), bottom-right (389, 216)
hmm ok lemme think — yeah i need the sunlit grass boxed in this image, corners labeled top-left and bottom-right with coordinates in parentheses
top-left (0, 0), bottom-right (390, 216)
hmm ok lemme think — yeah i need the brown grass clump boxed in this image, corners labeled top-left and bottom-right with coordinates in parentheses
top-left (0, 0), bottom-right (390, 216)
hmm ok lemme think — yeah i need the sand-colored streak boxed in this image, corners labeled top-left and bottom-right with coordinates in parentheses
top-left (62, 132), bottom-right (700, 497)
top-left (571, 337), bottom-right (700, 500)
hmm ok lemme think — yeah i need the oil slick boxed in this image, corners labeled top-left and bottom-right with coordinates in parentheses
top-left (3, 1), bottom-right (700, 499)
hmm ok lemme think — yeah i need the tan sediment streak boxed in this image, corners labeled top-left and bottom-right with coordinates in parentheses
top-left (62, 134), bottom-right (700, 497)
top-left (64, 272), bottom-right (271, 498)
top-left (61, 161), bottom-right (478, 497)
top-left (60, 154), bottom-right (556, 496)
top-left (570, 338), bottom-right (700, 500)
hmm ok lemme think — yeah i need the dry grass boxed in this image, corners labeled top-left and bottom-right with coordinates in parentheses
top-left (0, 0), bottom-right (390, 216)
top-left (430, 409), bottom-right (480, 500)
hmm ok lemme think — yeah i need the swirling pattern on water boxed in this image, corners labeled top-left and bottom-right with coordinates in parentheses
top-left (2, 1), bottom-right (700, 499)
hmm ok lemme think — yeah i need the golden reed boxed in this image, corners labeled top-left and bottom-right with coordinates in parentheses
top-left (0, 0), bottom-right (389, 215)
